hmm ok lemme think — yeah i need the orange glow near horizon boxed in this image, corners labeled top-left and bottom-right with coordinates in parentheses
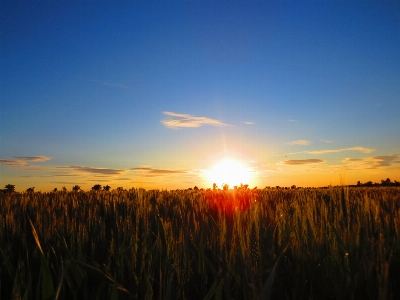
top-left (206, 159), bottom-right (252, 188)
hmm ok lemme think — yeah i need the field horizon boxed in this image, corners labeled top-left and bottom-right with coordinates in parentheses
top-left (2, 177), bottom-right (400, 193)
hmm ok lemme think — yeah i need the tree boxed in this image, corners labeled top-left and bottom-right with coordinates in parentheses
top-left (222, 183), bottom-right (229, 191)
top-left (4, 184), bottom-right (15, 193)
top-left (72, 185), bottom-right (80, 192)
top-left (62, 186), bottom-right (67, 192)
top-left (103, 185), bottom-right (111, 191)
top-left (92, 184), bottom-right (102, 191)
top-left (26, 187), bottom-right (35, 193)
top-left (239, 183), bottom-right (249, 190)
top-left (213, 183), bottom-right (217, 191)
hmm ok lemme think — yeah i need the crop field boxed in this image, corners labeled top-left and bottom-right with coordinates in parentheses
top-left (1, 187), bottom-right (400, 300)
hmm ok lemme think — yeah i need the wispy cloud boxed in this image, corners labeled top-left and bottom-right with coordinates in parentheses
top-left (17, 174), bottom-right (78, 178)
top-left (342, 158), bottom-right (362, 162)
top-left (130, 167), bottom-right (187, 176)
top-left (243, 121), bottom-right (254, 125)
top-left (283, 159), bottom-right (325, 165)
top-left (309, 146), bottom-right (375, 154)
top-left (13, 156), bottom-right (51, 162)
top-left (288, 140), bottom-right (311, 145)
top-left (0, 159), bottom-right (25, 166)
top-left (372, 154), bottom-right (400, 167)
top-left (345, 154), bottom-right (399, 168)
top-left (331, 154), bottom-right (400, 172)
top-left (288, 120), bottom-right (296, 122)
top-left (320, 139), bottom-right (334, 143)
top-left (0, 156), bottom-right (51, 165)
top-left (284, 146), bottom-right (376, 156)
top-left (161, 111), bottom-right (231, 128)
top-left (86, 179), bottom-right (113, 182)
top-left (57, 166), bottom-right (125, 175)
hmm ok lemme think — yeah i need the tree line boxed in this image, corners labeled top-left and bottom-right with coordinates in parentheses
top-left (1, 178), bottom-right (399, 193)
top-left (0, 184), bottom-right (121, 193)
top-left (353, 178), bottom-right (400, 187)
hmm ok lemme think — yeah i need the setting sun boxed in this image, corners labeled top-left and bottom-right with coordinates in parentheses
top-left (207, 159), bottom-right (252, 188)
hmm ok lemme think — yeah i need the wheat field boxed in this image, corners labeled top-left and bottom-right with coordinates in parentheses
top-left (1, 187), bottom-right (399, 299)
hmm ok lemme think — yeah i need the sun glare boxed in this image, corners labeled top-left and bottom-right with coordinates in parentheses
top-left (207, 159), bottom-right (252, 188)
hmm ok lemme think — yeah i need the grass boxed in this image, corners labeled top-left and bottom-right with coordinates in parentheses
top-left (1, 186), bottom-right (399, 299)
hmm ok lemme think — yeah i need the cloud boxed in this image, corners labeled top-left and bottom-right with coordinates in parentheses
top-left (161, 111), bottom-right (231, 128)
top-left (13, 156), bottom-right (51, 162)
top-left (309, 146), bottom-right (375, 154)
top-left (284, 146), bottom-right (376, 156)
top-left (339, 154), bottom-right (400, 170)
top-left (0, 156), bottom-right (51, 166)
top-left (57, 166), bottom-right (125, 175)
top-left (86, 179), bottom-right (113, 182)
top-left (130, 167), bottom-right (187, 176)
top-left (371, 154), bottom-right (400, 167)
top-left (17, 174), bottom-right (78, 178)
top-left (0, 159), bottom-right (25, 165)
top-left (243, 121), bottom-right (254, 125)
top-left (288, 120), bottom-right (296, 122)
top-left (342, 158), bottom-right (362, 162)
top-left (283, 159), bottom-right (325, 165)
top-left (320, 139), bottom-right (334, 143)
top-left (288, 140), bottom-right (311, 145)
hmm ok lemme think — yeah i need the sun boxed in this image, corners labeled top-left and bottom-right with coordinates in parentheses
top-left (207, 159), bottom-right (252, 189)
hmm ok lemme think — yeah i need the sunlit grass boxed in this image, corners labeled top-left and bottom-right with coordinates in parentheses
top-left (1, 187), bottom-right (399, 299)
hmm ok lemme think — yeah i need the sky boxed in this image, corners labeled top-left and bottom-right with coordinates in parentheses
top-left (1, 1), bottom-right (400, 192)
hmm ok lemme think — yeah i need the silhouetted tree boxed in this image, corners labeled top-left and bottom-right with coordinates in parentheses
top-left (26, 187), bottom-right (35, 193)
top-left (241, 184), bottom-right (249, 190)
top-left (4, 184), bottom-right (15, 193)
top-left (72, 185), bottom-right (80, 192)
top-left (213, 183), bottom-right (217, 191)
top-left (103, 185), bottom-right (111, 191)
top-left (223, 183), bottom-right (229, 191)
top-left (53, 188), bottom-right (58, 192)
top-left (62, 186), bottom-right (67, 192)
top-left (92, 184), bottom-right (102, 191)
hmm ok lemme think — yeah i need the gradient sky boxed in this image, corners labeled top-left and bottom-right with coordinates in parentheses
top-left (1, 1), bottom-right (400, 191)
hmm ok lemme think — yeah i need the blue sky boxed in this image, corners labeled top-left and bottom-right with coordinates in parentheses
top-left (1, 1), bottom-right (399, 191)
